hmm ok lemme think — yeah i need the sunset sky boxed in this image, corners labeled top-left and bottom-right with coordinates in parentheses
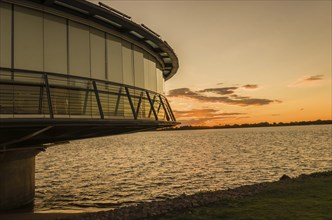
top-left (94, 0), bottom-right (331, 126)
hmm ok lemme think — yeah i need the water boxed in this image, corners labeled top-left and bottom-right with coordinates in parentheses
top-left (35, 125), bottom-right (332, 213)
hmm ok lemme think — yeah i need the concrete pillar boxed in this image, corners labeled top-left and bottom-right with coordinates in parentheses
top-left (0, 149), bottom-right (41, 211)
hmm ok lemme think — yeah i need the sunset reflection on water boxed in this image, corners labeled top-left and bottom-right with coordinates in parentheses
top-left (35, 125), bottom-right (332, 212)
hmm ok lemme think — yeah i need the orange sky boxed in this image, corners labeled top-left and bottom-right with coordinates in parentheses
top-left (95, 0), bottom-right (331, 126)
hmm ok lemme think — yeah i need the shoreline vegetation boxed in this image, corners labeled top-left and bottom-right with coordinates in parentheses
top-left (161, 119), bottom-right (332, 131)
top-left (1, 170), bottom-right (331, 220)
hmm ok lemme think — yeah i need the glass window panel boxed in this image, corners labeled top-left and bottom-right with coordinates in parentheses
top-left (122, 41), bottom-right (134, 86)
top-left (134, 46), bottom-right (144, 88)
top-left (133, 46), bottom-right (145, 118)
top-left (14, 6), bottom-right (43, 71)
top-left (44, 13), bottom-right (67, 74)
top-left (106, 34), bottom-right (123, 117)
top-left (106, 34), bottom-right (122, 84)
top-left (148, 55), bottom-right (157, 92)
top-left (0, 2), bottom-right (12, 69)
top-left (143, 52), bottom-right (157, 92)
top-left (90, 28), bottom-right (106, 80)
top-left (156, 67), bottom-right (164, 94)
top-left (143, 52), bottom-right (150, 90)
top-left (68, 21), bottom-right (90, 77)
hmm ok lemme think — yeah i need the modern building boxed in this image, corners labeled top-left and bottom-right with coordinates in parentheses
top-left (0, 0), bottom-right (179, 210)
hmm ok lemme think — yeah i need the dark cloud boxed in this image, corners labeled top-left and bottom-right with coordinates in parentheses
top-left (230, 94), bottom-right (250, 99)
top-left (242, 84), bottom-right (258, 89)
top-left (168, 88), bottom-right (198, 97)
top-left (172, 108), bottom-right (249, 126)
top-left (178, 116), bottom-right (239, 126)
top-left (173, 109), bottom-right (245, 118)
top-left (173, 109), bottom-right (217, 118)
top-left (198, 87), bottom-right (238, 95)
top-left (219, 112), bottom-right (245, 116)
top-left (168, 87), bottom-right (280, 106)
top-left (290, 74), bottom-right (325, 87)
top-left (305, 75), bottom-right (324, 81)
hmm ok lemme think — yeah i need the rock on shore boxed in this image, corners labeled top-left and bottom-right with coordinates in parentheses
top-left (60, 171), bottom-right (331, 220)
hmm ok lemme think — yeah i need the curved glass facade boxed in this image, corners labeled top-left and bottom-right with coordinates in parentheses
top-left (0, 3), bottom-right (164, 91)
top-left (0, 2), bottom-right (172, 121)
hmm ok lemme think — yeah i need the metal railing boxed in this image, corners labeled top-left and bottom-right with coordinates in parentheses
top-left (0, 67), bottom-right (176, 122)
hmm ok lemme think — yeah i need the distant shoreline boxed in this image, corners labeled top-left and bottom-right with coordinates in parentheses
top-left (161, 119), bottom-right (332, 131)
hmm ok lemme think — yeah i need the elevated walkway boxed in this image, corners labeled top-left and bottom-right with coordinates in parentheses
top-left (0, 67), bottom-right (178, 149)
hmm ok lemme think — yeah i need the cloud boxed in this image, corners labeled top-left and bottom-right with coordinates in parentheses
top-left (173, 109), bottom-right (217, 118)
top-left (178, 117), bottom-right (226, 126)
top-left (230, 94), bottom-right (249, 99)
top-left (173, 109), bottom-right (245, 118)
top-left (198, 87), bottom-right (238, 95)
top-left (242, 84), bottom-right (258, 89)
top-left (172, 108), bottom-right (247, 126)
top-left (168, 87), bottom-right (280, 106)
top-left (177, 118), bottom-right (217, 126)
top-left (289, 74), bottom-right (324, 87)
top-left (220, 112), bottom-right (245, 116)
top-left (199, 84), bottom-right (258, 95)
top-left (168, 88), bottom-right (198, 97)
top-left (305, 75), bottom-right (324, 81)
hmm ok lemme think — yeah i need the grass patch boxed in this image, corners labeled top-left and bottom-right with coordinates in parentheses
top-left (150, 174), bottom-right (332, 220)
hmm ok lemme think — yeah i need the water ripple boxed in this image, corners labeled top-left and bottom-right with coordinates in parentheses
top-left (35, 125), bottom-right (332, 212)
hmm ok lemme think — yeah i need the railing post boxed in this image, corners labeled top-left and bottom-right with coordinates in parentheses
top-left (83, 82), bottom-right (90, 115)
top-left (156, 103), bottom-right (163, 120)
top-left (146, 92), bottom-right (158, 121)
top-left (44, 73), bottom-right (54, 118)
top-left (38, 85), bottom-right (44, 114)
top-left (92, 80), bottom-right (104, 119)
top-left (148, 94), bottom-right (156, 118)
top-left (164, 97), bottom-right (176, 121)
top-left (114, 87), bottom-right (122, 116)
top-left (157, 103), bottom-right (162, 114)
top-left (125, 87), bottom-right (137, 120)
top-left (158, 95), bottom-right (170, 121)
top-left (135, 91), bottom-right (143, 118)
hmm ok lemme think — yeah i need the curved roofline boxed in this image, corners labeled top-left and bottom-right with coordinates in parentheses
top-left (11, 0), bottom-right (179, 81)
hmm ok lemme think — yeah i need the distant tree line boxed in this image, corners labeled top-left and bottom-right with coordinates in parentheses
top-left (162, 119), bottom-right (332, 131)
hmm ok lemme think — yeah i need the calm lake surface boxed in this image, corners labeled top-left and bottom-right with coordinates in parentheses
top-left (35, 125), bottom-right (332, 213)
